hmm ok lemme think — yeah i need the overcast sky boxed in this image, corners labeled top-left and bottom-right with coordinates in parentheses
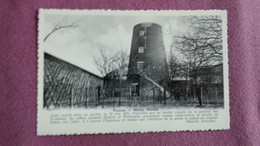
top-left (43, 14), bottom-right (191, 76)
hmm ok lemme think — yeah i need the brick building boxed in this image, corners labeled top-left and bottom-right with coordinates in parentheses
top-left (44, 53), bottom-right (103, 108)
top-left (127, 23), bottom-right (169, 99)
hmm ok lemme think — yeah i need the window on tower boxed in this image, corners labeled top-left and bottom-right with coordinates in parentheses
top-left (139, 30), bottom-right (145, 37)
top-left (137, 61), bottom-right (145, 70)
top-left (138, 47), bottom-right (144, 53)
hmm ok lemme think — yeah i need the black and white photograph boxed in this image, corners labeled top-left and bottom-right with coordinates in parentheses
top-left (37, 9), bottom-right (229, 135)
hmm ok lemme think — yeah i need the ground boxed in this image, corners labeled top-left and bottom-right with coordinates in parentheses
top-left (73, 96), bottom-right (224, 109)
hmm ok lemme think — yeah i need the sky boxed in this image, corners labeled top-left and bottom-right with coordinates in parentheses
top-left (43, 14), bottom-right (191, 76)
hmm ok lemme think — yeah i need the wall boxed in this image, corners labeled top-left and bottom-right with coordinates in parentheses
top-left (44, 53), bottom-right (103, 108)
top-left (128, 23), bottom-right (168, 84)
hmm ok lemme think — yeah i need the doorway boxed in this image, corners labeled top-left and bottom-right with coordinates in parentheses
top-left (131, 83), bottom-right (139, 96)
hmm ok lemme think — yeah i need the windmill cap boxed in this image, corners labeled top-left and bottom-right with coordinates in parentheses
top-left (134, 22), bottom-right (162, 28)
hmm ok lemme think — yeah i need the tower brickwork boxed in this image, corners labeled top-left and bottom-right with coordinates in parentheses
top-left (127, 23), bottom-right (169, 96)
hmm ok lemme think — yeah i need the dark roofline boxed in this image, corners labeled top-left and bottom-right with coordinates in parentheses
top-left (134, 22), bottom-right (161, 28)
top-left (44, 52), bottom-right (103, 79)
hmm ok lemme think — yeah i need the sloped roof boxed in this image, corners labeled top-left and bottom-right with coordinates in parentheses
top-left (45, 52), bottom-right (103, 79)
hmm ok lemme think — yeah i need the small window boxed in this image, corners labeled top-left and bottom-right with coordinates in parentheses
top-left (137, 61), bottom-right (145, 70)
top-left (139, 31), bottom-right (145, 37)
top-left (138, 47), bottom-right (144, 53)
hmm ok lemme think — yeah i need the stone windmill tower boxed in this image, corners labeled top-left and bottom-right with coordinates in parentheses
top-left (127, 23), bottom-right (169, 97)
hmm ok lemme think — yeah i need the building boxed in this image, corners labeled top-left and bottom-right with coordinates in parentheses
top-left (195, 65), bottom-right (224, 103)
top-left (103, 69), bottom-right (129, 97)
top-left (127, 23), bottom-right (169, 99)
top-left (44, 53), bottom-right (103, 108)
top-left (169, 64), bottom-right (224, 103)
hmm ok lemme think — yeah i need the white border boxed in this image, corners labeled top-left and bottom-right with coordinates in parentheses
top-left (37, 9), bottom-right (229, 135)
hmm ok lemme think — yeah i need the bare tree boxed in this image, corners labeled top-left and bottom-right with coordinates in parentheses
top-left (93, 45), bottom-right (129, 106)
top-left (44, 17), bottom-right (80, 42)
top-left (93, 45), bottom-right (129, 77)
top-left (94, 45), bottom-right (117, 77)
top-left (168, 50), bottom-right (184, 100)
top-left (170, 16), bottom-right (223, 106)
